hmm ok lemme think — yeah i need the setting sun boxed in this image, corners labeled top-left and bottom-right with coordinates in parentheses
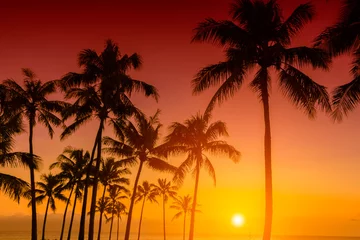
top-left (231, 214), bottom-right (245, 227)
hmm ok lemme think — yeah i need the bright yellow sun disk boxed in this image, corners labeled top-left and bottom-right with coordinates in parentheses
top-left (232, 214), bottom-right (245, 227)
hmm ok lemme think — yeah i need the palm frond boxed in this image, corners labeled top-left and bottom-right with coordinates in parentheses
top-left (279, 2), bottom-right (315, 44)
top-left (146, 158), bottom-right (177, 173)
top-left (282, 47), bottom-right (331, 70)
top-left (278, 65), bottom-right (331, 118)
top-left (192, 18), bottom-right (251, 47)
top-left (331, 75), bottom-right (360, 122)
top-left (0, 173), bottom-right (29, 202)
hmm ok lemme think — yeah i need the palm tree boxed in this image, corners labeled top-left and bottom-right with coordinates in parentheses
top-left (50, 147), bottom-right (90, 240)
top-left (67, 181), bottom-right (84, 240)
top-left (107, 185), bottom-right (128, 240)
top-left (32, 174), bottom-right (67, 240)
top-left (103, 111), bottom-right (177, 240)
top-left (0, 112), bottom-right (40, 202)
top-left (60, 39), bottom-right (159, 240)
top-left (114, 201), bottom-right (127, 240)
top-left (135, 181), bottom-right (158, 240)
top-left (315, 0), bottom-right (360, 120)
top-left (170, 195), bottom-right (194, 240)
top-left (191, 1), bottom-right (332, 239)
top-left (1, 68), bottom-right (67, 240)
top-left (152, 178), bottom-right (178, 240)
top-left (94, 197), bottom-right (112, 240)
top-left (164, 113), bottom-right (240, 240)
top-left (98, 159), bottom-right (130, 240)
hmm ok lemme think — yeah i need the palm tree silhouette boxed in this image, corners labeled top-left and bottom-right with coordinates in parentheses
top-left (95, 197), bottom-right (112, 240)
top-left (170, 195), bottom-right (194, 240)
top-left (315, 0), bottom-right (360, 120)
top-left (191, 1), bottom-right (332, 239)
top-left (2, 68), bottom-right (67, 240)
top-left (98, 158), bottom-right (130, 240)
top-left (135, 181), bottom-right (158, 240)
top-left (163, 113), bottom-right (240, 240)
top-left (152, 178), bottom-right (178, 240)
top-left (106, 185), bottom-right (128, 240)
top-left (113, 201), bottom-right (127, 240)
top-left (31, 173), bottom-right (67, 240)
top-left (50, 147), bottom-right (90, 240)
top-left (103, 110), bottom-right (177, 240)
top-left (60, 39), bottom-right (158, 240)
top-left (0, 112), bottom-right (40, 202)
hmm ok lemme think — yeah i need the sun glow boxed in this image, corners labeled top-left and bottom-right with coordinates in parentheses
top-left (231, 214), bottom-right (245, 227)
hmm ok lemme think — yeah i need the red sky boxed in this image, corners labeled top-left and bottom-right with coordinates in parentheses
top-left (2, 0), bottom-right (360, 237)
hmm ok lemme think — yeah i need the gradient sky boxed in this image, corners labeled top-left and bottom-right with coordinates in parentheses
top-left (1, 0), bottom-right (360, 237)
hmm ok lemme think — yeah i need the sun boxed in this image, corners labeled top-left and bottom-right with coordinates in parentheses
top-left (231, 214), bottom-right (245, 227)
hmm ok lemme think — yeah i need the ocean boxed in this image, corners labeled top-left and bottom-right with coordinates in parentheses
top-left (0, 232), bottom-right (359, 240)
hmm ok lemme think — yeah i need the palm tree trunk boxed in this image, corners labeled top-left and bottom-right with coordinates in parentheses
top-left (189, 164), bottom-right (200, 240)
top-left (109, 211), bottom-right (115, 240)
top-left (183, 212), bottom-right (186, 240)
top-left (60, 185), bottom-right (74, 240)
top-left (124, 161), bottom-right (144, 240)
top-left (88, 120), bottom-right (104, 240)
top-left (261, 85), bottom-right (272, 240)
top-left (29, 118), bottom-right (37, 240)
top-left (117, 215), bottom-right (120, 240)
top-left (137, 197), bottom-right (146, 240)
top-left (78, 123), bottom-right (102, 240)
top-left (67, 186), bottom-right (79, 240)
top-left (42, 198), bottom-right (50, 240)
top-left (163, 194), bottom-right (166, 240)
top-left (97, 186), bottom-right (107, 240)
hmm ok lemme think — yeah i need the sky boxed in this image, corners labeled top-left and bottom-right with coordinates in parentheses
top-left (1, 0), bottom-right (360, 237)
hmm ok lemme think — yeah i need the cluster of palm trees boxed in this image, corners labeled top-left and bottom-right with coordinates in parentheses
top-left (0, 38), bottom-right (239, 240)
top-left (1, 0), bottom-right (360, 240)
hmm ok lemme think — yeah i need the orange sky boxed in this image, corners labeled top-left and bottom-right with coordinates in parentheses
top-left (1, 0), bottom-right (360, 237)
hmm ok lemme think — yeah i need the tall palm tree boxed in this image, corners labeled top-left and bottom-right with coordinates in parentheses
top-left (50, 147), bottom-right (90, 240)
top-left (103, 111), bottom-right (177, 240)
top-left (95, 197), bottom-right (112, 240)
top-left (106, 185), bottom-right (128, 240)
top-left (315, 0), bottom-right (360, 120)
top-left (114, 201), bottom-right (127, 240)
top-left (1, 68), bottom-right (67, 240)
top-left (98, 159), bottom-right (130, 240)
top-left (67, 181), bottom-right (84, 240)
top-left (0, 112), bottom-right (40, 202)
top-left (135, 181), bottom-right (158, 240)
top-left (191, 1), bottom-right (332, 239)
top-left (164, 113), bottom-right (240, 240)
top-left (152, 178), bottom-right (178, 240)
top-left (32, 174), bottom-right (67, 240)
top-left (170, 195), bottom-right (194, 240)
top-left (60, 39), bottom-right (159, 240)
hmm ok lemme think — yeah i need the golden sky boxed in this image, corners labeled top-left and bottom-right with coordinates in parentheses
top-left (1, 0), bottom-right (360, 237)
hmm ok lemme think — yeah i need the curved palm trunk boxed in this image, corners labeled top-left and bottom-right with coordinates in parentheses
top-left (109, 210), bottom-right (115, 240)
top-left (89, 120), bottom-right (104, 240)
top-left (78, 123), bottom-right (102, 240)
top-left (60, 185), bottom-right (74, 240)
top-left (189, 164), bottom-right (200, 240)
top-left (29, 119), bottom-right (37, 240)
top-left (137, 197), bottom-right (146, 240)
top-left (261, 86), bottom-right (272, 240)
top-left (41, 198), bottom-right (50, 240)
top-left (117, 215), bottom-right (120, 240)
top-left (183, 212), bottom-right (186, 240)
top-left (124, 161), bottom-right (144, 240)
top-left (67, 186), bottom-right (79, 240)
top-left (162, 195), bottom-right (166, 240)
top-left (97, 186), bottom-right (107, 240)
